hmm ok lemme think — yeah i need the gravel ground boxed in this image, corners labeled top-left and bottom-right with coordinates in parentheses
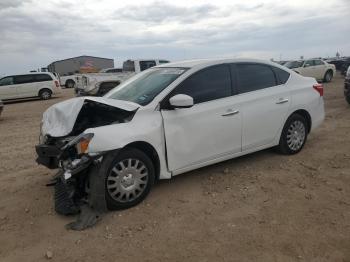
top-left (0, 75), bottom-right (349, 262)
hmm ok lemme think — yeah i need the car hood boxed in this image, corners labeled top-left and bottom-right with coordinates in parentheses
top-left (42, 97), bottom-right (139, 137)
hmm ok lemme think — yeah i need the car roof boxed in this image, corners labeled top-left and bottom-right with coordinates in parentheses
top-left (2, 72), bottom-right (54, 77)
top-left (155, 58), bottom-right (285, 69)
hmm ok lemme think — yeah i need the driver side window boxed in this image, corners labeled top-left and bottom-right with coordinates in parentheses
top-left (0, 76), bottom-right (14, 86)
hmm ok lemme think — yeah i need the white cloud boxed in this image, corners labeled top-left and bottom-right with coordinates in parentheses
top-left (0, 0), bottom-right (349, 74)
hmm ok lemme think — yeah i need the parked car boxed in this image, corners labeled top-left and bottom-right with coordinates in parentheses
top-left (326, 57), bottom-right (350, 76)
top-left (74, 59), bottom-right (170, 96)
top-left (345, 66), bottom-right (350, 104)
top-left (284, 59), bottom-right (336, 82)
top-left (0, 99), bottom-right (3, 117)
top-left (0, 72), bottom-right (60, 100)
top-left (36, 58), bottom-right (324, 218)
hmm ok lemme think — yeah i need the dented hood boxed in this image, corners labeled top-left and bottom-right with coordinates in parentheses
top-left (42, 97), bottom-right (139, 137)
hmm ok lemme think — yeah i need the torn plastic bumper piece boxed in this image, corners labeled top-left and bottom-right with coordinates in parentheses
top-left (35, 144), bottom-right (61, 169)
top-left (54, 171), bottom-right (80, 216)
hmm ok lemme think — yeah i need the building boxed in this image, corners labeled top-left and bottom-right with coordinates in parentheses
top-left (47, 55), bottom-right (114, 76)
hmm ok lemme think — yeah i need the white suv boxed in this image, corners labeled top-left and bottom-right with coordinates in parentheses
top-left (36, 58), bottom-right (325, 216)
top-left (0, 72), bottom-right (60, 100)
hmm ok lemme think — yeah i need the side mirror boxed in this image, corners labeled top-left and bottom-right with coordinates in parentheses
top-left (169, 94), bottom-right (194, 109)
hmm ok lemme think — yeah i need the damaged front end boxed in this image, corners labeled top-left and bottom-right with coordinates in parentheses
top-left (35, 97), bottom-right (138, 229)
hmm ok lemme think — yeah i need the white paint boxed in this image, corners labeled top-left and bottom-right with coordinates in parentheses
top-left (41, 58), bottom-right (325, 180)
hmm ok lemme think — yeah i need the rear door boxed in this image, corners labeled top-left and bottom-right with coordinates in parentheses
top-left (301, 60), bottom-right (317, 78)
top-left (34, 74), bottom-right (54, 94)
top-left (0, 76), bottom-right (17, 99)
top-left (314, 59), bottom-right (326, 79)
top-left (235, 63), bottom-right (291, 151)
top-left (161, 64), bottom-right (242, 173)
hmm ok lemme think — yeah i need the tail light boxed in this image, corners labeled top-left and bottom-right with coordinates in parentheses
top-left (54, 80), bottom-right (59, 88)
top-left (313, 83), bottom-right (323, 96)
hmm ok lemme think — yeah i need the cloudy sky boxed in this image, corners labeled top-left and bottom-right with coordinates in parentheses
top-left (0, 0), bottom-right (349, 74)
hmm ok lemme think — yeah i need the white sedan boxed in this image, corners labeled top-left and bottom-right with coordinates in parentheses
top-left (284, 59), bottom-right (336, 82)
top-left (36, 58), bottom-right (325, 216)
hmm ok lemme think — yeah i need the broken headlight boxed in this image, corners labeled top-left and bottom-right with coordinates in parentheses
top-left (76, 134), bottom-right (94, 154)
top-left (62, 133), bottom-right (94, 154)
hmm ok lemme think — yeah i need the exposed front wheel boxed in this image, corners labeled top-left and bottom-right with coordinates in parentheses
top-left (102, 148), bottom-right (155, 210)
top-left (277, 114), bottom-right (308, 155)
top-left (39, 89), bottom-right (52, 100)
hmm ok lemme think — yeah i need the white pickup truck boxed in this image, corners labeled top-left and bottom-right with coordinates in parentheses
top-left (75, 59), bottom-right (169, 96)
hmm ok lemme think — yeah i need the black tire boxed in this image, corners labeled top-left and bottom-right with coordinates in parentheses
top-left (66, 80), bottom-right (75, 88)
top-left (346, 95), bottom-right (350, 105)
top-left (99, 148), bottom-right (155, 210)
top-left (39, 89), bottom-right (52, 100)
top-left (323, 70), bottom-right (333, 83)
top-left (277, 114), bottom-right (308, 155)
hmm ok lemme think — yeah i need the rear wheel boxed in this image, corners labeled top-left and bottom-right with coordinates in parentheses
top-left (102, 148), bottom-right (155, 210)
top-left (39, 89), bottom-right (52, 100)
top-left (277, 114), bottom-right (308, 155)
top-left (323, 70), bottom-right (333, 82)
top-left (66, 80), bottom-right (75, 88)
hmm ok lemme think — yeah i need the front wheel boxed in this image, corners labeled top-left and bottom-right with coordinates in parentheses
top-left (102, 148), bottom-right (155, 210)
top-left (277, 114), bottom-right (308, 155)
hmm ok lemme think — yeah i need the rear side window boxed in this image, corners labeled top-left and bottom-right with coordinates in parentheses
top-left (140, 60), bottom-right (157, 71)
top-left (14, 75), bottom-right (36, 84)
top-left (237, 64), bottom-right (276, 93)
top-left (171, 64), bottom-right (231, 104)
top-left (314, 60), bottom-right (324, 66)
top-left (304, 60), bottom-right (315, 67)
top-left (35, 74), bottom-right (52, 82)
top-left (159, 60), bottom-right (170, 64)
top-left (272, 67), bottom-right (290, 85)
top-left (0, 76), bottom-right (14, 86)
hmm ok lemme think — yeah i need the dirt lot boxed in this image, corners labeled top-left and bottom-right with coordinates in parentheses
top-left (0, 75), bottom-right (349, 262)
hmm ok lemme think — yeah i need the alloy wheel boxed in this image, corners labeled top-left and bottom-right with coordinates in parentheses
top-left (286, 120), bottom-right (306, 151)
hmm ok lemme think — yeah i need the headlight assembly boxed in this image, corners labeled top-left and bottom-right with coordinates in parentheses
top-left (62, 133), bottom-right (94, 154)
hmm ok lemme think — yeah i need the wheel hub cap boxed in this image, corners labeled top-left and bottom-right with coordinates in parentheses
top-left (286, 120), bottom-right (306, 151)
top-left (107, 158), bottom-right (148, 203)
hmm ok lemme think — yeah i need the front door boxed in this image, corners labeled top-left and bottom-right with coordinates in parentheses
top-left (161, 64), bottom-right (242, 173)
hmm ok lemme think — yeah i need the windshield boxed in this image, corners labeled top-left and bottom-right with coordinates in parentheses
top-left (284, 61), bottom-right (304, 69)
top-left (107, 68), bottom-right (187, 106)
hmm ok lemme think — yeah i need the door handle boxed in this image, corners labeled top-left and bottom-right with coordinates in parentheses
top-left (222, 110), bottom-right (239, 116)
top-left (276, 98), bottom-right (289, 104)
